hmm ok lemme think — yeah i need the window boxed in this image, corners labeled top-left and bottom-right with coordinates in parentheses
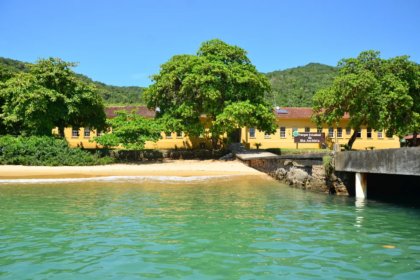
top-left (317, 127), bottom-right (323, 133)
top-left (346, 127), bottom-right (351, 135)
top-left (280, 127), bottom-right (286, 138)
top-left (367, 128), bottom-right (372, 138)
top-left (166, 132), bottom-right (172, 138)
top-left (292, 127), bottom-right (298, 137)
top-left (84, 127), bottom-right (90, 137)
top-left (328, 127), bottom-right (334, 138)
top-left (305, 127), bottom-right (310, 133)
top-left (176, 131), bottom-right (183, 138)
top-left (249, 127), bottom-right (255, 138)
top-left (377, 130), bottom-right (383, 138)
top-left (97, 131), bottom-right (102, 137)
top-left (337, 127), bottom-right (343, 138)
top-left (357, 128), bottom-right (362, 138)
top-left (264, 131), bottom-right (270, 138)
top-left (72, 127), bottom-right (79, 138)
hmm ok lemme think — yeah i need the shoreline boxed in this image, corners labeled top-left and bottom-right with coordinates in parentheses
top-left (0, 160), bottom-right (262, 180)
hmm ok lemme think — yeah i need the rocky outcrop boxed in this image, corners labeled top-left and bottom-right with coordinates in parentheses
top-left (271, 165), bottom-right (347, 194)
top-left (247, 155), bottom-right (349, 195)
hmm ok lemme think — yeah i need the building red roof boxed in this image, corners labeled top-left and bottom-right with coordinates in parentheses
top-left (105, 106), bottom-right (350, 120)
top-left (274, 107), bottom-right (350, 119)
top-left (105, 106), bottom-right (156, 118)
top-left (404, 134), bottom-right (420, 140)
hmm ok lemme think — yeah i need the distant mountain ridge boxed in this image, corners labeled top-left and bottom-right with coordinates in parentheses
top-left (263, 63), bottom-right (338, 107)
top-left (0, 57), bottom-right (145, 106)
top-left (1, 57), bottom-right (337, 107)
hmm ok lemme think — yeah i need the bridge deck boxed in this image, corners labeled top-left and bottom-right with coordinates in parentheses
top-left (335, 148), bottom-right (420, 176)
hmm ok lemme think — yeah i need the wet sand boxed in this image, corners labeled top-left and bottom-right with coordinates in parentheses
top-left (0, 160), bottom-right (261, 179)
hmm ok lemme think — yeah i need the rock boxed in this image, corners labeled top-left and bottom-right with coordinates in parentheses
top-left (292, 161), bottom-right (305, 167)
top-left (275, 168), bottom-right (287, 180)
top-left (287, 167), bottom-right (311, 186)
top-left (219, 153), bottom-right (234, 160)
top-left (284, 160), bottom-right (293, 166)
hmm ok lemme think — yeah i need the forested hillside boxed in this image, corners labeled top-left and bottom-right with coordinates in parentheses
top-left (0, 57), bottom-right (145, 105)
top-left (1, 57), bottom-right (338, 107)
top-left (264, 63), bottom-right (338, 107)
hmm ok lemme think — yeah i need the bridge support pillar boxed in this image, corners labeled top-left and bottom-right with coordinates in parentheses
top-left (355, 172), bottom-right (367, 198)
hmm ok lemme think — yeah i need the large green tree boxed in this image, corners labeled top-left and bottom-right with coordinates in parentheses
top-left (143, 39), bottom-right (277, 148)
top-left (380, 57), bottom-right (420, 146)
top-left (0, 66), bottom-right (13, 134)
top-left (0, 58), bottom-right (107, 136)
top-left (312, 51), bottom-right (420, 148)
top-left (93, 109), bottom-right (162, 151)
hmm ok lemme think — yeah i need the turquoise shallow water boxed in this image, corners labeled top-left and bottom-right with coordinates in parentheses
top-left (0, 175), bottom-right (420, 279)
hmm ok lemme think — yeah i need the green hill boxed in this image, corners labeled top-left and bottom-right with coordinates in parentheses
top-left (1, 57), bottom-right (338, 108)
top-left (264, 63), bottom-right (338, 107)
top-left (0, 57), bottom-right (145, 105)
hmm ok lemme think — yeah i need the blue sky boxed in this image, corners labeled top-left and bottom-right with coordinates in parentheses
top-left (1, 0), bottom-right (419, 87)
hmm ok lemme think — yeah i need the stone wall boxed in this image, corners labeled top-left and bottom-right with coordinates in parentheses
top-left (92, 149), bottom-right (228, 161)
top-left (245, 156), bottom-right (349, 195)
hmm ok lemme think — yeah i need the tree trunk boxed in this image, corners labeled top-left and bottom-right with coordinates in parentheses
top-left (211, 114), bottom-right (218, 150)
top-left (212, 137), bottom-right (218, 150)
top-left (347, 128), bottom-right (359, 149)
top-left (412, 131), bottom-right (418, 147)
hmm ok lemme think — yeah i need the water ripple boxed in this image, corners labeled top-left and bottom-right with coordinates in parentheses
top-left (0, 175), bottom-right (420, 279)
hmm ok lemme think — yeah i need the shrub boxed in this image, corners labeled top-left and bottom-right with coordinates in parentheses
top-left (0, 135), bottom-right (114, 166)
top-left (341, 144), bottom-right (351, 151)
top-left (322, 155), bottom-right (333, 177)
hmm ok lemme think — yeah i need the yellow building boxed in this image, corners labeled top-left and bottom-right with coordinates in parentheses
top-left (241, 108), bottom-right (400, 150)
top-left (60, 106), bottom-right (214, 149)
top-left (61, 106), bottom-right (400, 150)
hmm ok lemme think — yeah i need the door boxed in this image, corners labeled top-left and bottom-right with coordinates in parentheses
top-left (229, 129), bottom-right (241, 143)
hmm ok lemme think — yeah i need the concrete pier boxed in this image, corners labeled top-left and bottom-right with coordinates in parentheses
top-left (335, 148), bottom-right (420, 176)
top-left (355, 172), bottom-right (367, 198)
top-left (335, 148), bottom-right (420, 200)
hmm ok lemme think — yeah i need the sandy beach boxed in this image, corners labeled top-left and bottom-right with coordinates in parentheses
top-left (0, 160), bottom-right (262, 179)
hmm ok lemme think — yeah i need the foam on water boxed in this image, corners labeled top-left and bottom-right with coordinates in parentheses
top-left (0, 174), bottom-right (269, 185)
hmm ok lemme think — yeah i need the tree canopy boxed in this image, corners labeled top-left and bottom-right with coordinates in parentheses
top-left (312, 51), bottom-right (420, 147)
top-left (93, 109), bottom-right (162, 150)
top-left (0, 57), bottom-right (107, 135)
top-left (143, 39), bottom-right (277, 148)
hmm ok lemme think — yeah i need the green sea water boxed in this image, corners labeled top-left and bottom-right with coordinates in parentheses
top-left (0, 175), bottom-right (420, 279)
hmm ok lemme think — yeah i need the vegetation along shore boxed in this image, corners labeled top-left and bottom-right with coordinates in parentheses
top-left (0, 39), bottom-right (419, 190)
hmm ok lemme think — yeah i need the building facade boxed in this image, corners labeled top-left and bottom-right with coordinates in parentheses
top-left (61, 106), bottom-right (400, 150)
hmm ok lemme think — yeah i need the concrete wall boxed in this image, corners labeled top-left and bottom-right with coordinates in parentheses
top-left (335, 148), bottom-right (420, 176)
